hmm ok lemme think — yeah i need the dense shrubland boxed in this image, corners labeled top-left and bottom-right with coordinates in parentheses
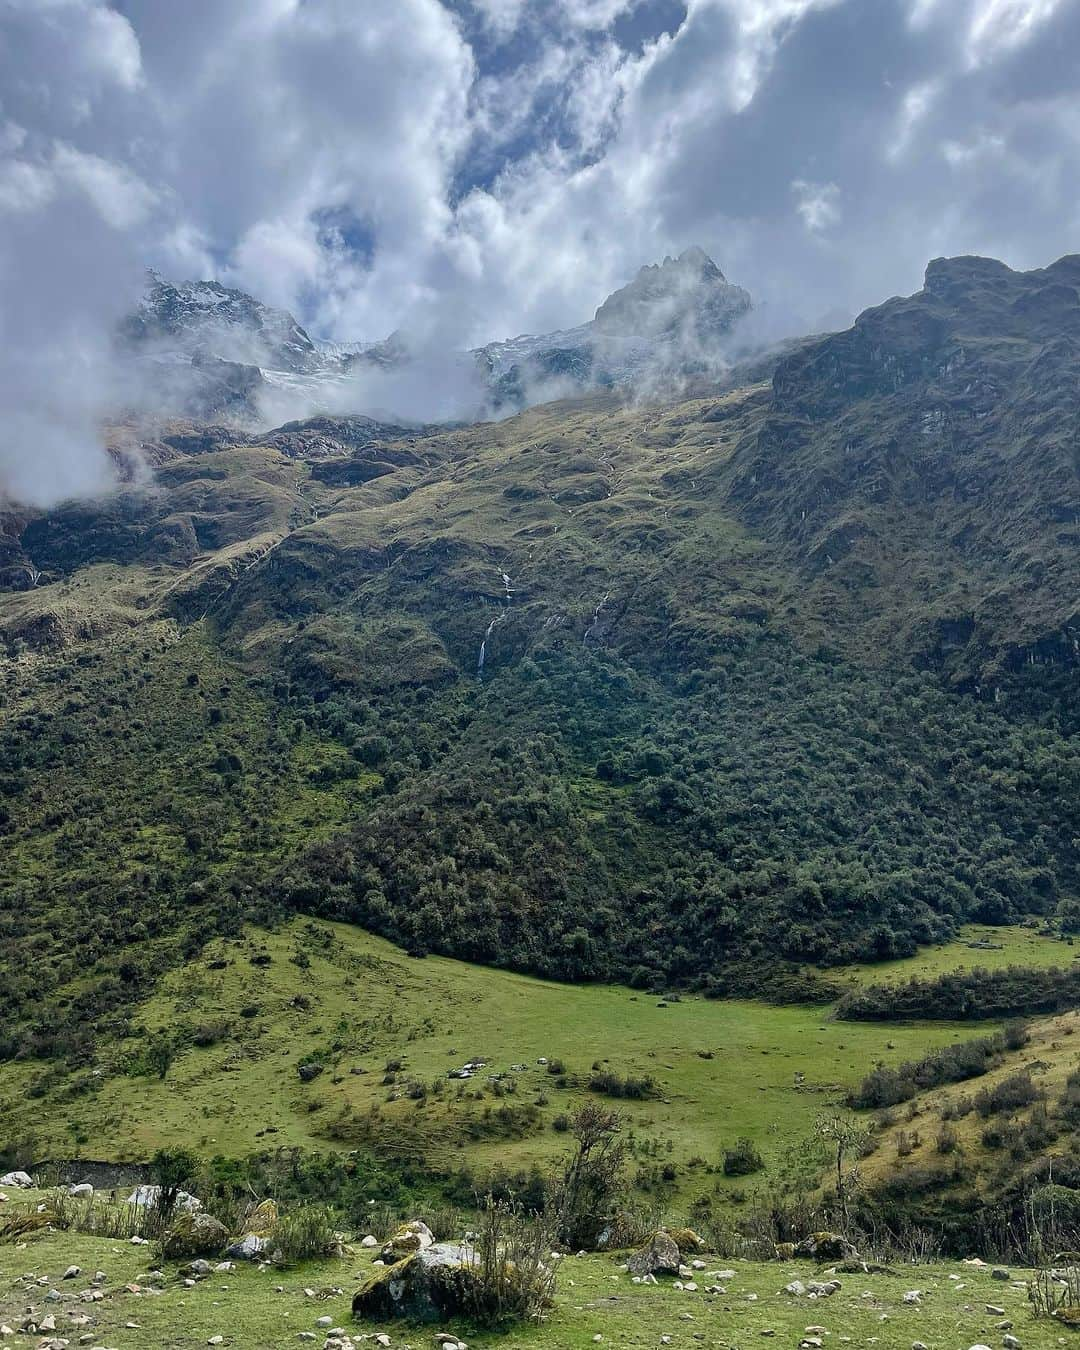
top-left (837, 962), bottom-right (1080, 1022)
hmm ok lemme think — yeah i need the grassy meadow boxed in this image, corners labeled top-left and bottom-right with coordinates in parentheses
top-left (0, 1207), bottom-right (1062, 1350)
top-left (3, 917), bottom-right (1072, 1209)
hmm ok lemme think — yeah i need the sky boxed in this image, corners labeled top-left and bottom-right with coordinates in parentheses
top-left (2, 0), bottom-right (1080, 503)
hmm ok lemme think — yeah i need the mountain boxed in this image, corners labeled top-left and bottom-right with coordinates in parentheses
top-left (118, 248), bottom-right (754, 423)
top-left (475, 246), bottom-right (753, 407)
top-left (3, 251), bottom-right (1080, 1074)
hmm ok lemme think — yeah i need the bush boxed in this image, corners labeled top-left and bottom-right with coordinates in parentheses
top-left (587, 1071), bottom-right (659, 1101)
top-left (974, 1071), bottom-right (1041, 1118)
top-left (462, 1198), bottom-right (557, 1327)
top-left (268, 1204), bottom-right (343, 1264)
top-left (722, 1137), bottom-right (764, 1177)
top-left (850, 1034), bottom-right (1005, 1109)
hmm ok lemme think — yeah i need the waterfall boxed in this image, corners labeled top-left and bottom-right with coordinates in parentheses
top-left (584, 592), bottom-right (610, 645)
top-left (477, 611), bottom-right (506, 677)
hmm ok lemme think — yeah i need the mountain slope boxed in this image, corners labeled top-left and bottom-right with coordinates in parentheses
top-left (3, 254), bottom-right (1080, 1070)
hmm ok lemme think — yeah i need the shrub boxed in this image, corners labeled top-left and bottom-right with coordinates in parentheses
top-left (587, 1071), bottom-right (659, 1101)
top-left (268, 1204), bottom-right (343, 1263)
top-left (722, 1137), bottom-right (764, 1177)
top-left (462, 1198), bottom-right (557, 1327)
top-left (974, 1070), bottom-right (1041, 1118)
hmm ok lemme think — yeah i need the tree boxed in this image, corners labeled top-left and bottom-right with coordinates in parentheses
top-left (816, 1113), bottom-right (870, 1230)
top-left (549, 1103), bottom-right (626, 1250)
top-left (150, 1147), bottom-right (201, 1216)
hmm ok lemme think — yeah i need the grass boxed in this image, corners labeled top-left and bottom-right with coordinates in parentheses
top-left (0, 1207), bottom-right (1063, 1349)
top-left (839, 923), bottom-right (1075, 988)
top-left (859, 1006), bottom-right (1080, 1191)
top-left (0, 917), bottom-right (1036, 1204)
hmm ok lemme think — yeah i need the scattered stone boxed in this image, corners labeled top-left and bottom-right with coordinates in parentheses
top-left (1003, 1337), bottom-right (1021, 1350)
top-left (316, 1317), bottom-right (333, 1328)
top-left (375, 1337), bottom-right (391, 1348)
top-left (785, 1281), bottom-right (807, 1297)
top-left (903, 1291), bottom-right (921, 1305)
top-left (130, 1236), bottom-right (150, 1246)
top-left (40, 1315), bottom-right (57, 1331)
top-left (992, 1269), bottom-right (1011, 1282)
top-left (298, 1062), bottom-right (324, 1083)
top-left (68, 1185), bottom-right (94, 1199)
top-left (760, 1330), bottom-right (776, 1337)
top-left (208, 1337), bottom-right (224, 1346)
top-left (360, 1236), bottom-right (378, 1249)
top-left (0, 1171), bottom-right (33, 1188)
top-left (912, 1342), bottom-right (928, 1350)
top-left (987, 1305), bottom-right (1006, 1316)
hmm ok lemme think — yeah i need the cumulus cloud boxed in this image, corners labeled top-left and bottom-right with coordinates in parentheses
top-left (4, 0), bottom-right (1080, 505)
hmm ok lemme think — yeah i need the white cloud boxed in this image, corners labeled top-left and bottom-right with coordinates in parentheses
top-left (792, 178), bottom-right (841, 232)
top-left (4, 0), bottom-right (1080, 505)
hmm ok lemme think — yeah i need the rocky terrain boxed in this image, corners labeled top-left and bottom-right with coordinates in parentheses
top-left (115, 248), bottom-right (756, 424)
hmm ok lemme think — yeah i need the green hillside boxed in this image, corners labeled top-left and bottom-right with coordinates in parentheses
top-left (4, 256), bottom-right (1080, 1214)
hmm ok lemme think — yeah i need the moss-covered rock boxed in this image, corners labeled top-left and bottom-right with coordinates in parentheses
top-left (627, 1231), bottom-right (681, 1277)
top-left (664, 1226), bottom-right (706, 1254)
top-left (352, 1244), bottom-right (480, 1324)
top-left (157, 1211), bottom-right (228, 1260)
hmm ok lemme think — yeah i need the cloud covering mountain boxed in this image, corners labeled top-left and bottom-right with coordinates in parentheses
top-left (2, 0), bottom-right (1080, 503)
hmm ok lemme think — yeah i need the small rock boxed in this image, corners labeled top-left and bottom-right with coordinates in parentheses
top-left (68, 1184), bottom-right (94, 1199)
top-left (62, 1267), bottom-right (81, 1280)
top-left (760, 1331), bottom-right (776, 1338)
top-left (208, 1338), bottom-right (224, 1346)
top-left (785, 1280), bottom-right (807, 1297)
top-left (593, 1337), bottom-right (603, 1344)
top-left (912, 1342), bottom-right (928, 1350)
top-left (316, 1317), bottom-right (333, 1328)
top-left (130, 1236), bottom-right (149, 1246)
top-left (903, 1291), bottom-right (921, 1305)
top-left (987, 1305), bottom-right (1006, 1316)
top-left (991, 1269), bottom-right (1011, 1282)
top-left (375, 1337), bottom-right (391, 1349)
top-left (40, 1315), bottom-right (57, 1331)
top-left (360, 1236), bottom-right (378, 1249)
top-left (1003, 1337), bottom-right (1021, 1350)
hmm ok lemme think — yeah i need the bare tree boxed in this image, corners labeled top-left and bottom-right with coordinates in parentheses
top-left (817, 1113), bottom-right (870, 1230)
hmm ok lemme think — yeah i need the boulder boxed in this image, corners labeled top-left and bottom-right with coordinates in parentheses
top-left (379, 1219), bottom-right (434, 1263)
top-left (664, 1227), bottom-right (706, 1254)
top-left (0, 1171), bottom-right (33, 1188)
top-left (298, 1063), bottom-right (324, 1083)
top-left (158, 1211), bottom-right (229, 1260)
top-left (353, 1244), bottom-right (478, 1323)
top-left (226, 1233), bottom-right (270, 1260)
top-left (626, 1232), bottom-right (681, 1278)
top-left (793, 1232), bottom-right (860, 1262)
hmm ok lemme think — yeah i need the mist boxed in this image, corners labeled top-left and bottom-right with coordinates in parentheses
top-left (4, 0), bottom-right (1080, 509)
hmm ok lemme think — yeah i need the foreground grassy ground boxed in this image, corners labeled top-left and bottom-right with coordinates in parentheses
top-left (1, 919), bottom-right (1070, 1206)
top-left (0, 1210), bottom-right (1060, 1350)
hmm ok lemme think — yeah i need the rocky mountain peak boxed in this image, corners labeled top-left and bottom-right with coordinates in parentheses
top-left (592, 245), bottom-right (750, 340)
